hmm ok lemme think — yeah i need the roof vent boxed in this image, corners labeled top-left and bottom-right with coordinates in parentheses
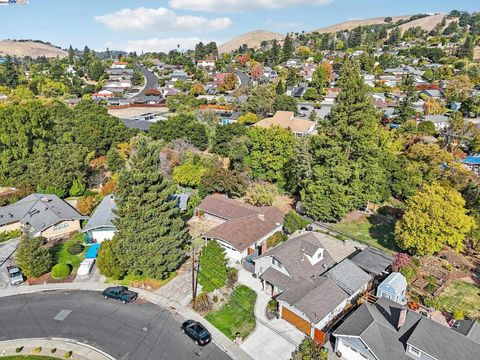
top-left (40, 196), bottom-right (50, 202)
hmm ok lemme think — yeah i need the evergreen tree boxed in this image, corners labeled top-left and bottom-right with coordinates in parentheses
top-left (16, 233), bottom-right (52, 278)
top-left (457, 36), bottom-right (475, 60)
top-left (275, 80), bottom-right (285, 95)
top-left (395, 74), bottom-right (416, 123)
top-left (387, 27), bottom-right (401, 45)
top-left (311, 65), bottom-right (328, 94)
top-left (1, 57), bottom-right (19, 88)
top-left (198, 241), bottom-right (228, 292)
top-left (282, 34), bottom-right (294, 62)
top-left (112, 136), bottom-right (189, 279)
top-left (68, 45), bottom-right (75, 64)
top-left (301, 60), bottom-right (390, 221)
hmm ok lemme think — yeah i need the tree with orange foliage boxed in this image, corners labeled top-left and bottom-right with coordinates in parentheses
top-left (101, 179), bottom-right (118, 196)
top-left (250, 62), bottom-right (264, 81)
top-left (237, 54), bottom-right (249, 67)
top-left (76, 195), bottom-right (100, 215)
top-left (322, 61), bottom-right (334, 82)
top-left (219, 73), bottom-right (237, 92)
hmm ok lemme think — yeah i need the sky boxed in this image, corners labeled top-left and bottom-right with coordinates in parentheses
top-left (0, 0), bottom-right (478, 53)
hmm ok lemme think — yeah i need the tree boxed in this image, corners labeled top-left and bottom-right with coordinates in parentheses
top-left (283, 211), bottom-right (310, 234)
top-left (198, 240), bottom-right (228, 292)
top-left (311, 65), bottom-right (327, 94)
top-left (189, 81), bottom-right (205, 97)
top-left (97, 238), bottom-right (124, 279)
top-left (301, 60), bottom-right (390, 221)
top-left (386, 28), bottom-right (401, 45)
top-left (16, 233), bottom-right (52, 278)
top-left (69, 179), bottom-right (86, 197)
top-left (445, 75), bottom-right (474, 103)
top-left (273, 94), bottom-right (298, 113)
top-left (241, 85), bottom-right (275, 117)
top-left (219, 72), bottom-right (237, 92)
top-left (423, 98), bottom-right (445, 115)
top-left (395, 183), bottom-right (476, 256)
top-left (286, 67), bottom-right (302, 87)
top-left (0, 57), bottom-right (19, 88)
top-left (246, 126), bottom-right (296, 187)
top-left (212, 123), bottom-right (246, 156)
top-left (395, 75), bottom-right (416, 123)
top-left (457, 36), bottom-right (475, 60)
top-left (112, 136), bottom-right (190, 279)
top-left (245, 182), bottom-right (278, 206)
top-left (237, 112), bottom-right (259, 125)
top-left (172, 161), bottom-right (207, 187)
top-left (199, 167), bottom-right (247, 198)
top-left (250, 62), bottom-right (264, 80)
top-left (275, 80), bottom-right (285, 95)
top-left (418, 121), bottom-right (436, 135)
top-left (282, 34), bottom-right (294, 61)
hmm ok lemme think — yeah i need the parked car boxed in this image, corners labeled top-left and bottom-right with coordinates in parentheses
top-left (77, 259), bottom-right (95, 276)
top-left (6, 265), bottom-right (23, 285)
top-left (102, 286), bottom-right (138, 304)
top-left (181, 320), bottom-right (212, 346)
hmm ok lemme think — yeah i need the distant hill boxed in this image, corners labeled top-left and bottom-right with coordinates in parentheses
top-left (218, 30), bottom-right (284, 53)
top-left (219, 13), bottom-right (449, 53)
top-left (0, 40), bottom-right (67, 58)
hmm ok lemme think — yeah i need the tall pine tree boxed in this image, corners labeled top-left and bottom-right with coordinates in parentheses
top-left (112, 136), bottom-right (189, 279)
top-left (16, 233), bottom-right (52, 278)
top-left (300, 60), bottom-right (390, 221)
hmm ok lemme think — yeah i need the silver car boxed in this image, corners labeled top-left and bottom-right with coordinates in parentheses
top-left (7, 265), bottom-right (23, 285)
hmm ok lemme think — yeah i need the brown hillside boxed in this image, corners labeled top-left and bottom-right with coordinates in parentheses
top-left (218, 30), bottom-right (284, 53)
top-left (0, 40), bottom-right (67, 58)
top-left (397, 14), bottom-right (448, 33)
top-left (311, 15), bottom-right (412, 34)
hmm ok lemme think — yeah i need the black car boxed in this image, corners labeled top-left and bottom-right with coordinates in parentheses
top-left (102, 286), bottom-right (138, 304)
top-left (181, 320), bottom-right (212, 346)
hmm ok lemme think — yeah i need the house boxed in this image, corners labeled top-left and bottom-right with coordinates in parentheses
top-left (82, 194), bottom-right (116, 244)
top-left (350, 247), bottom-right (394, 277)
top-left (111, 61), bottom-right (128, 69)
top-left (263, 67), bottom-right (278, 80)
top-left (255, 111), bottom-right (316, 137)
top-left (423, 114), bottom-right (450, 131)
top-left (170, 70), bottom-right (189, 82)
top-left (196, 194), bottom-right (284, 261)
top-left (254, 232), bottom-right (336, 295)
top-left (277, 259), bottom-right (372, 344)
top-left (334, 297), bottom-right (480, 360)
top-left (286, 85), bottom-right (307, 98)
top-left (421, 89), bottom-right (443, 100)
top-left (197, 59), bottom-right (216, 68)
top-left (376, 272), bottom-right (407, 305)
top-left (0, 194), bottom-right (86, 239)
top-left (462, 155), bottom-right (480, 174)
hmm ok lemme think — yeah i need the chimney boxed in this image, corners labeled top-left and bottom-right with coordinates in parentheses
top-left (397, 309), bottom-right (407, 331)
top-left (257, 213), bottom-right (265, 221)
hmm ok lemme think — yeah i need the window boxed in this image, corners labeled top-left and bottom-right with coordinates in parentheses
top-left (409, 345), bottom-right (421, 357)
top-left (52, 222), bottom-right (69, 231)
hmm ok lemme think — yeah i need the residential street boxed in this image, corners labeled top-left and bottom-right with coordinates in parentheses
top-left (0, 290), bottom-right (230, 360)
top-left (135, 66), bottom-right (158, 97)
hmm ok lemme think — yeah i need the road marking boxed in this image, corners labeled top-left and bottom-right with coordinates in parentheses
top-left (54, 309), bottom-right (71, 321)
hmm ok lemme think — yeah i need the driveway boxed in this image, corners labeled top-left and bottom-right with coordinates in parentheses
top-left (0, 237), bottom-right (20, 289)
top-left (0, 290), bottom-right (229, 360)
top-left (237, 269), bottom-right (305, 360)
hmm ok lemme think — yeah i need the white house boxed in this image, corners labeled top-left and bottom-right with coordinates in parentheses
top-left (82, 194), bottom-right (116, 243)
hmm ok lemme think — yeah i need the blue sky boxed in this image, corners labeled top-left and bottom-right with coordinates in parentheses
top-left (0, 0), bottom-right (478, 53)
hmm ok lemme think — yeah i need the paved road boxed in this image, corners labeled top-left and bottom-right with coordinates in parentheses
top-left (234, 70), bottom-right (252, 88)
top-left (0, 290), bottom-right (229, 360)
top-left (136, 67), bottom-right (159, 97)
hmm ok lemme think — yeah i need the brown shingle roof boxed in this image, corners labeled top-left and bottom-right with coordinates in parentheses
top-left (255, 111), bottom-right (316, 134)
top-left (199, 194), bottom-right (284, 252)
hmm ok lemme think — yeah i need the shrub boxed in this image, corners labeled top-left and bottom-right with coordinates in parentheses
top-left (16, 347), bottom-right (23, 353)
top-left (227, 267), bottom-right (238, 288)
top-left (195, 292), bottom-right (211, 312)
top-left (67, 243), bottom-right (84, 255)
top-left (51, 263), bottom-right (72, 279)
top-left (0, 229), bottom-right (22, 243)
top-left (97, 239), bottom-right (124, 279)
top-left (283, 211), bottom-right (310, 234)
top-left (32, 347), bottom-right (42, 353)
top-left (399, 266), bottom-right (416, 282)
top-left (266, 231), bottom-right (288, 248)
top-left (76, 195), bottom-right (100, 215)
top-left (16, 233), bottom-right (52, 278)
top-left (101, 178), bottom-right (118, 195)
top-left (198, 241), bottom-right (228, 292)
top-left (453, 309), bottom-right (465, 320)
top-left (51, 348), bottom-right (57, 353)
top-left (69, 179), bottom-right (86, 197)
top-left (423, 296), bottom-right (439, 310)
top-left (64, 351), bottom-right (73, 359)
top-left (392, 253), bottom-right (411, 272)
top-left (212, 295), bottom-right (218, 303)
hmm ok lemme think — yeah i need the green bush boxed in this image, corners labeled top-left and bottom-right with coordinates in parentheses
top-left (67, 243), bottom-right (84, 255)
top-left (32, 346), bottom-right (42, 353)
top-left (64, 351), bottom-right (73, 359)
top-left (399, 266), bottom-right (416, 282)
top-left (283, 210), bottom-right (311, 234)
top-left (453, 308), bottom-right (465, 320)
top-left (51, 263), bottom-right (72, 279)
top-left (15, 346), bottom-right (23, 353)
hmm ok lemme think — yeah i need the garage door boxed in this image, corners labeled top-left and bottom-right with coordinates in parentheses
top-left (281, 307), bottom-right (311, 335)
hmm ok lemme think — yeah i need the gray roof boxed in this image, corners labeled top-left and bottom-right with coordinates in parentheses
top-left (258, 232), bottom-right (335, 284)
top-left (334, 297), bottom-right (480, 360)
top-left (0, 194), bottom-right (86, 234)
top-left (171, 193), bottom-right (190, 211)
top-left (350, 247), bottom-right (395, 275)
top-left (277, 259), bottom-right (371, 324)
top-left (324, 259), bottom-right (372, 295)
top-left (278, 276), bottom-right (349, 324)
top-left (260, 267), bottom-right (297, 291)
top-left (424, 115), bottom-right (449, 123)
top-left (82, 195), bottom-right (116, 232)
top-left (380, 272), bottom-right (407, 293)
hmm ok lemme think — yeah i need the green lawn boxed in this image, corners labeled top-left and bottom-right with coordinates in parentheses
top-left (49, 233), bottom-right (86, 270)
top-left (205, 285), bottom-right (257, 340)
top-left (329, 214), bottom-right (398, 253)
top-left (438, 281), bottom-right (480, 319)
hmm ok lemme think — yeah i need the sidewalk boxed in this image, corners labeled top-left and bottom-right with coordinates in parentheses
top-left (237, 268), bottom-right (304, 360)
top-left (0, 338), bottom-right (114, 360)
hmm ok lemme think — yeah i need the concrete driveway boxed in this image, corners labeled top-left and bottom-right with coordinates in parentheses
top-left (0, 237), bottom-right (20, 289)
top-left (0, 290), bottom-right (230, 360)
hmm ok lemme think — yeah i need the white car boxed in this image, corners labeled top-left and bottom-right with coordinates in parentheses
top-left (77, 259), bottom-right (95, 276)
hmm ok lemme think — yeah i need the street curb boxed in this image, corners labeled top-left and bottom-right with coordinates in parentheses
top-left (0, 337), bottom-right (115, 360)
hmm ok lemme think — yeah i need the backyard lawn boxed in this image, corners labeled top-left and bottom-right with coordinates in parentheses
top-left (329, 213), bottom-right (398, 253)
top-left (205, 285), bottom-right (257, 340)
top-left (49, 233), bottom-right (86, 271)
top-left (438, 280), bottom-right (480, 319)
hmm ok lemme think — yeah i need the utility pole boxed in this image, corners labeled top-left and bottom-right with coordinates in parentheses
top-left (191, 245), bottom-right (196, 310)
